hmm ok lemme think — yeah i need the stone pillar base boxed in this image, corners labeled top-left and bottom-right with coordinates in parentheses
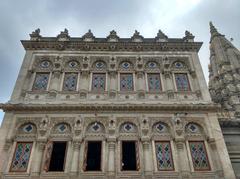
top-left (70, 172), bottom-right (78, 176)
top-left (31, 172), bottom-right (40, 177)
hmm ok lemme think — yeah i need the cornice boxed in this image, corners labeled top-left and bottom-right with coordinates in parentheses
top-left (21, 40), bottom-right (203, 52)
top-left (0, 103), bottom-right (220, 112)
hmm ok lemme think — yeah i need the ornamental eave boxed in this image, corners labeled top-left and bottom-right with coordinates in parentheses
top-left (0, 103), bottom-right (220, 112)
top-left (21, 40), bottom-right (203, 52)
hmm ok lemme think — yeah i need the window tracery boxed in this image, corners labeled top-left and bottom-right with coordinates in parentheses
top-left (63, 73), bottom-right (78, 91)
top-left (174, 61), bottom-right (184, 69)
top-left (32, 73), bottom-right (49, 91)
top-left (189, 141), bottom-right (210, 171)
top-left (10, 142), bottom-right (33, 172)
top-left (155, 122), bottom-right (167, 133)
top-left (40, 60), bottom-right (50, 68)
top-left (146, 61), bottom-right (158, 69)
top-left (87, 122), bottom-right (105, 133)
top-left (186, 123), bottom-right (200, 133)
top-left (23, 124), bottom-right (34, 133)
top-left (175, 73), bottom-right (190, 91)
top-left (120, 122), bottom-right (137, 133)
top-left (57, 123), bottom-right (67, 133)
top-left (68, 60), bottom-right (78, 68)
top-left (155, 141), bottom-right (174, 170)
top-left (92, 73), bottom-right (106, 91)
top-left (119, 61), bottom-right (133, 71)
top-left (120, 73), bottom-right (134, 91)
top-left (147, 73), bottom-right (162, 91)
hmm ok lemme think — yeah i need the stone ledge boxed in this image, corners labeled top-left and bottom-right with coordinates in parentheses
top-left (0, 103), bottom-right (220, 112)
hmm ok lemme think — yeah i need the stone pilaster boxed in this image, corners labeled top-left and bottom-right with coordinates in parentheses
top-left (176, 142), bottom-right (190, 178)
top-left (136, 71), bottom-right (145, 91)
top-left (70, 141), bottom-right (81, 175)
top-left (49, 71), bottom-right (61, 91)
top-left (208, 140), bottom-right (224, 178)
top-left (109, 71), bottom-right (117, 98)
top-left (31, 142), bottom-right (46, 176)
top-left (142, 141), bottom-right (153, 175)
top-left (107, 141), bottom-right (116, 176)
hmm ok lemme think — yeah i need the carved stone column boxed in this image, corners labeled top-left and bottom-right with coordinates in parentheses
top-left (70, 141), bottom-right (81, 175)
top-left (176, 142), bottom-right (190, 178)
top-left (136, 71), bottom-right (145, 91)
top-left (108, 141), bottom-right (116, 176)
top-left (109, 71), bottom-right (117, 98)
top-left (49, 71), bottom-right (61, 91)
top-left (80, 71), bottom-right (90, 91)
top-left (208, 140), bottom-right (224, 178)
top-left (31, 142), bottom-right (46, 176)
top-left (142, 141), bottom-right (153, 175)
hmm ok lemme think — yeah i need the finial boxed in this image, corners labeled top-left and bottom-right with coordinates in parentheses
top-left (82, 29), bottom-right (95, 41)
top-left (57, 28), bottom-right (70, 41)
top-left (107, 30), bottom-right (119, 42)
top-left (29, 28), bottom-right (41, 40)
top-left (183, 30), bottom-right (195, 42)
top-left (155, 30), bottom-right (168, 42)
top-left (131, 30), bottom-right (143, 42)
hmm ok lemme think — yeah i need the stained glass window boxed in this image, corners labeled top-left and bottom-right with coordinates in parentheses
top-left (32, 73), bottom-right (49, 91)
top-left (40, 60), bottom-right (50, 68)
top-left (120, 73), bottom-right (134, 91)
top-left (121, 62), bottom-right (131, 70)
top-left (68, 61), bottom-right (78, 68)
top-left (189, 141), bottom-right (210, 171)
top-left (63, 73), bottom-right (78, 91)
top-left (147, 61), bottom-right (157, 69)
top-left (175, 73), bottom-right (190, 91)
top-left (92, 73), bottom-right (106, 91)
top-left (155, 141), bottom-right (174, 170)
top-left (148, 73), bottom-right (161, 91)
top-left (10, 142), bottom-right (33, 172)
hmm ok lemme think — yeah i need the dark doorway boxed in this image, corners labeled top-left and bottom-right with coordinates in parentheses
top-left (48, 142), bottom-right (67, 171)
top-left (85, 141), bottom-right (102, 171)
top-left (122, 141), bottom-right (137, 171)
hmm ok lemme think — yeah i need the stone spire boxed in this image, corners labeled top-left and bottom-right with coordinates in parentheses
top-left (208, 22), bottom-right (240, 117)
top-left (209, 21), bottom-right (222, 41)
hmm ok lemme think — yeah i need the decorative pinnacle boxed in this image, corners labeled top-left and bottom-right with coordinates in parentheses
top-left (209, 21), bottom-right (221, 37)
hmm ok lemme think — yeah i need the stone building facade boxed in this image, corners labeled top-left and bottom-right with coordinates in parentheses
top-left (0, 28), bottom-right (236, 178)
top-left (208, 22), bottom-right (240, 178)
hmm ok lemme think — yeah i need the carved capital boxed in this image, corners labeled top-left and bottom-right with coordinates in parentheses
top-left (136, 71), bottom-right (144, 78)
top-left (52, 71), bottom-right (61, 79)
top-left (109, 71), bottom-right (117, 78)
top-left (163, 70), bottom-right (172, 79)
top-left (142, 141), bottom-right (150, 150)
top-left (81, 70), bottom-right (89, 77)
top-left (108, 142), bottom-right (116, 150)
top-left (38, 142), bottom-right (46, 151)
top-left (73, 142), bottom-right (81, 150)
top-left (176, 142), bottom-right (184, 150)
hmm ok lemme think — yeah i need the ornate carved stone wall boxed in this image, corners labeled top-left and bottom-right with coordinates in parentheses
top-left (0, 28), bottom-right (236, 179)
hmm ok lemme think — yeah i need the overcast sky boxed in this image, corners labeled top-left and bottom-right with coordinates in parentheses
top-left (0, 0), bottom-right (240, 125)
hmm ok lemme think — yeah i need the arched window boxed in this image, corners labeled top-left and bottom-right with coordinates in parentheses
top-left (185, 123), bottom-right (210, 171)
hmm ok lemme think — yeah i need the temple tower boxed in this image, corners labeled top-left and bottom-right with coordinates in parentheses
top-left (208, 22), bottom-right (240, 117)
top-left (208, 22), bottom-right (240, 177)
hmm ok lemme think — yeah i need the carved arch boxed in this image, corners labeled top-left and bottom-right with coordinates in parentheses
top-left (86, 121), bottom-right (106, 133)
top-left (17, 122), bottom-right (37, 134)
top-left (51, 122), bottom-right (72, 134)
top-left (119, 121), bottom-right (138, 133)
top-left (91, 60), bottom-right (107, 71)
